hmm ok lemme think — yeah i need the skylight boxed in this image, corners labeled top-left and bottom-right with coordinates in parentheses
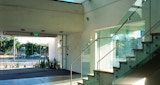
top-left (60, 0), bottom-right (85, 3)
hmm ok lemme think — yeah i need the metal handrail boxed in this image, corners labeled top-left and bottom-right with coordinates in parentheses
top-left (70, 37), bottom-right (112, 85)
top-left (140, 18), bottom-right (160, 38)
top-left (151, 19), bottom-right (160, 32)
top-left (70, 54), bottom-right (82, 85)
top-left (70, 38), bottom-right (95, 85)
top-left (113, 6), bottom-right (143, 36)
top-left (95, 1), bottom-right (143, 70)
top-left (70, 0), bottom-right (152, 84)
top-left (96, 19), bottom-right (160, 72)
top-left (95, 0), bottom-right (156, 71)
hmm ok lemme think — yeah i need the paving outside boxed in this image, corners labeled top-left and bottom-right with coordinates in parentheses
top-left (0, 58), bottom-right (49, 69)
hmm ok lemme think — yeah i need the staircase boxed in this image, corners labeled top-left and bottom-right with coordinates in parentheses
top-left (75, 0), bottom-right (160, 84)
top-left (78, 70), bottom-right (113, 85)
top-left (78, 33), bottom-right (160, 85)
top-left (113, 33), bottom-right (160, 84)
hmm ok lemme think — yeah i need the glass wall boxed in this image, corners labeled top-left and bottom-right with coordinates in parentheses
top-left (96, 20), bottom-right (145, 71)
top-left (81, 38), bottom-right (96, 77)
top-left (0, 36), bottom-right (51, 70)
top-left (81, 0), bottom-right (160, 80)
top-left (96, 30), bottom-right (114, 72)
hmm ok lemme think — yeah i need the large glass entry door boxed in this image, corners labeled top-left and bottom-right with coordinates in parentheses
top-left (0, 36), bottom-right (50, 75)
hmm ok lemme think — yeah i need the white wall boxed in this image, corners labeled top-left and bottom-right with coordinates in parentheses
top-left (66, 0), bottom-right (135, 73)
top-left (83, 0), bottom-right (136, 30)
top-left (66, 32), bottom-right (83, 73)
top-left (151, 0), bottom-right (160, 33)
top-left (142, 0), bottom-right (160, 41)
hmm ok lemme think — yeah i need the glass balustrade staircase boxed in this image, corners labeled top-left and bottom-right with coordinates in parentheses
top-left (78, 33), bottom-right (160, 85)
top-left (76, 0), bottom-right (160, 84)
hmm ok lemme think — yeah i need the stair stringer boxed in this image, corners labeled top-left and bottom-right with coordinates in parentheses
top-left (79, 70), bottom-right (113, 85)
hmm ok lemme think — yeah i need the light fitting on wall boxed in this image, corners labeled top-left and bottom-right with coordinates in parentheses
top-left (86, 17), bottom-right (89, 21)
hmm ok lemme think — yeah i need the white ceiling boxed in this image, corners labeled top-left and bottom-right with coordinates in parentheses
top-left (0, 0), bottom-right (84, 36)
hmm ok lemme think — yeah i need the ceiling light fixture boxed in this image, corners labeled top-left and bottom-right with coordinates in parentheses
top-left (41, 30), bottom-right (45, 32)
top-left (20, 29), bottom-right (25, 31)
top-left (59, 31), bottom-right (64, 33)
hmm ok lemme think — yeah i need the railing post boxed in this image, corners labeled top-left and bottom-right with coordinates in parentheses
top-left (81, 58), bottom-right (82, 80)
top-left (97, 62), bottom-right (99, 70)
top-left (70, 64), bottom-right (72, 85)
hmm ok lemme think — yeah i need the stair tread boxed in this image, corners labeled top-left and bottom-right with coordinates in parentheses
top-left (126, 56), bottom-right (135, 58)
top-left (83, 77), bottom-right (88, 80)
top-left (142, 41), bottom-right (152, 43)
top-left (113, 66), bottom-right (120, 69)
top-left (94, 70), bottom-right (113, 74)
top-left (78, 81), bottom-right (83, 83)
top-left (119, 60), bottom-right (127, 63)
top-left (133, 49), bottom-right (143, 51)
top-left (151, 32), bottom-right (160, 35)
top-left (120, 61), bottom-right (127, 64)
top-left (78, 82), bottom-right (83, 85)
top-left (88, 74), bottom-right (94, 76)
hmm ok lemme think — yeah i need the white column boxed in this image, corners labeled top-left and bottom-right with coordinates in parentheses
top-left (62, 35), bottom-right (67, 69)
top-left (48, 38), bottom-right (56, 61)
top-left (13, 36), bottom-right (16, 61)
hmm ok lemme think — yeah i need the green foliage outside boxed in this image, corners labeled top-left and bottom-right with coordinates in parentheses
top-left (34, 59), bottom-right (60, 69)
top-left (0, 36), bottom-right (48, 57)
top-left (0, 37), bottom-right (14, 54)
top-left (20, 42), bottom-right (48, 57)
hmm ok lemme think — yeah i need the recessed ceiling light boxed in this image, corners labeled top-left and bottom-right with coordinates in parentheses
top-left (20, 29), bottom-right (25, 31)
top-left (41, 30), bottom-right (45, 32)
top-left (59, 31), bottom-right (64, 33)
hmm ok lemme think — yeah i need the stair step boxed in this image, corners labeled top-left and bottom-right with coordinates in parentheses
top-left (83, 77), bottom-right (98, 84)
top-left (142, 41), bottom-right (152, 44)
top-left (87, 74), bottom-right (94, 79)
top-left (83, 77), bottom-right (88, 81)
top-left (119, 61), bottom-right (127, 64)
top-left (133, 49), bottom-right (143, 51)
top-left (117, 59), bottom-right (127, 63)
top-left (126, 56), bottom-right (136, 61)
top-left (94, 70), bottom-right (113, 74)
top-left (151, 32), bottom-right (160, 35)
top-left (78, 82), bottom-right (83, 85)
top-left (113, 66), bottom-right (120, 69)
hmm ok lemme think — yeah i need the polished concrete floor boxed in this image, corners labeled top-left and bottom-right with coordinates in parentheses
top-left (0, 68), bottom-right (81, 85)
top-left (0, 75), bottom-right (82, 85)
